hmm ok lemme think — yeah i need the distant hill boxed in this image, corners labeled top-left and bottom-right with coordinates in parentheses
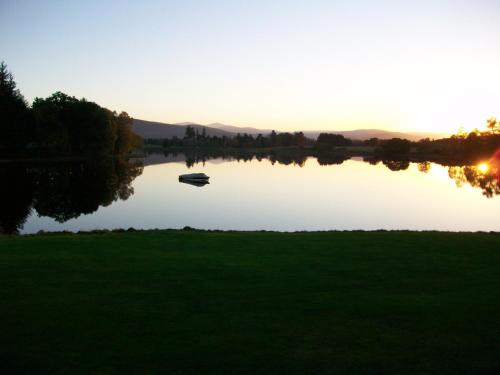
top-left (132, 119), bottom-right (233, 139)
top-left (133, 119), bottom-right (449, 142)
top-left (301, 129), bottom-right (450, 141)
top-left (206, 123), bottom-right (448, 141)
top-left (206, 123), bottom-right (273, 135)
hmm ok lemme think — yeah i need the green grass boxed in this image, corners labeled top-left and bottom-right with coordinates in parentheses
top-left (1, 230), bottom-right (499, 374)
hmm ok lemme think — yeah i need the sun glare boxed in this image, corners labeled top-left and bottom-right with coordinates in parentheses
top-left (477, 163), bottom-right (489, 173)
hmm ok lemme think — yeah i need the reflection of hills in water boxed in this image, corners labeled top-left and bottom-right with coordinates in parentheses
top-left (143, 150), bottom-right (500, 199)
top-left (0, 159), bottom-right (143, 234)
top-left (2, 151), bottom-right (499, 234)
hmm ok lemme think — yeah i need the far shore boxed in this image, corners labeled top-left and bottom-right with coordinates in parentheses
top-left (140, 145), bottom-right (487, 165)
top-left (0, 145), bottom-right (489, 166)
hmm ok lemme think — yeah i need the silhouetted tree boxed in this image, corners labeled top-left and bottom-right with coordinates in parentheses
top-left (0, 62), bottom-right (33, 155)
top-left (486, 117), bottom-right (499, 134)
top-left (115, 112), bottom-right (142, 154)
top-left (363, 138), bottom-right (379, 146)
top-left (380, 138), bottom-right (411, 155)
top-left (32, 92), bottom-right (140, 156)
top-left (316, 133), bottom-right (352, 149)
top-left (184, 126), bottom-right (195, 139)
top-left (270, 130), bottom-right (277, 146)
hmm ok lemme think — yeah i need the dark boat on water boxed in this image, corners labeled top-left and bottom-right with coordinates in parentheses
top-left (179, 173), bottom-right (210, 187)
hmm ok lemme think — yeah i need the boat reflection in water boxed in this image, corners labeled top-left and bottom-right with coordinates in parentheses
top-left (179, 173), bottom-right (210, 187)
top-left (179, 179), bottom-right (210, 187)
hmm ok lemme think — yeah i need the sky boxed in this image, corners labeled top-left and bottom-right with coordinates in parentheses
top-left (1, 0), bottom-right (499, 133)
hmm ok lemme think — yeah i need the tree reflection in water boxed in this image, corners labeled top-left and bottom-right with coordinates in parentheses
top-left (3, 151), bottom-right (499, 234)
top-left (448, 162), bottom-right (500, 198)
top-left (0, 158), bottom-right (143, 234)
top-left (366, 154), bottom-right (500, 198)
top-left (0, 166), bottom-right (33, 234)
top-left (417, 162), bottom-right (431, 173)
top-left (382, 160), bottom-right (410, 171)
top-left (174, 150), bottom-right (500, 198)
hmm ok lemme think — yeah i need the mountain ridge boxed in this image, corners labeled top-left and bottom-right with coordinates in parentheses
top-left (133, 119), bottom-right (450, 141)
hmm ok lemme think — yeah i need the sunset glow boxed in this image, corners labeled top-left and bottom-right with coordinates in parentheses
top-left (1, 0), bottom-right (499, 133)
top-left (478, 163), bottom-right (490, 173)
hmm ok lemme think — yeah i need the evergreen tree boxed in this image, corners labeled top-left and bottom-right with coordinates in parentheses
top-left (0, 62), bottom-right (32, 155)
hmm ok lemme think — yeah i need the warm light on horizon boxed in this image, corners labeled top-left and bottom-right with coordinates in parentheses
top-left (478, 163), bottom-right (489, 173)
top-left (1, 1), bottom-right (499, 133)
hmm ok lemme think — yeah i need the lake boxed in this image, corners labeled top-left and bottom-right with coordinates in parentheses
top-left (2, 152), bottom-right (500, 234)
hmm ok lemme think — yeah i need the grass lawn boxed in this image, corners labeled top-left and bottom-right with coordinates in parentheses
top-left (0, 230), bottom-right (499, 374)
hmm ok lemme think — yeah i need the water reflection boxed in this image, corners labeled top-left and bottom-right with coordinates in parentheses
top-left (448, 165), bottom-right (500, 198)
top-left (0, 166), bottom-right (33, 234)
top-left (0, 158), bottom-right (143, 234)
top-left (151, 150), bottom-right (500, 198)
top-left (179, 179), bottom-right (210, 187)
top-left (154, 149), bottom-right (347, 168)
top-left (417, 162), bottom-right (431, 173)
top-left (2, 151), bottom-right (500, 234)
top-left (382, 160), bottom-right (410, 171)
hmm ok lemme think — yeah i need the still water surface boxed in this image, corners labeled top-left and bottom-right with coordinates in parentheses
top-left (11, 153), bottom-right (500, 233)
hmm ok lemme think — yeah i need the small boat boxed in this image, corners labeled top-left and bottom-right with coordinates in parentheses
top-left (179, 173), bottom-right (209, 181)
top-left (179, 173), bottom-right (210, 187)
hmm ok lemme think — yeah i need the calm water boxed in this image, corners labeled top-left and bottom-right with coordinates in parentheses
top-left (3, 153), bottom-right (500, 234)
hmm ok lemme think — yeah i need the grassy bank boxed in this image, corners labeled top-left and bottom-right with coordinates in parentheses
top-left (1, 230), bottom-right (499, 374)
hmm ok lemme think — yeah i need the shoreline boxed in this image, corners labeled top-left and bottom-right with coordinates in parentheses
top-left (1, 146), bottom-right (481, 165)
top-left (6, 227), bottom-right (500, 237)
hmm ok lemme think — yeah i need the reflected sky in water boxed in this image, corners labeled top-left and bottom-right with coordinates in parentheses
top-left (20, 155), bottom-right (500, 233)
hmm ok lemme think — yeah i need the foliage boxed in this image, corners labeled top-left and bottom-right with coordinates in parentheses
top-left (32, 92), bottom-right (140, 156)
top-left (152, 126), bottom-right (314, 149)
top-left (417, 132), bottom-right (500, 162)
top-left (363, 137), bottom-right (380, 146)
top-left (316, 133), bottom-right (353, 149)
top-left (0, 62), bottom-right (33, 154)
top-left (380, 138), bottom-right (412, 155)
top-left (0, 62), bottom-right (142, 157)
top-left (486, 117), bottom-right (499, 134)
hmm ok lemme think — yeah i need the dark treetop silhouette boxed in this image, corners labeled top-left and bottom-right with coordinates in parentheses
top-left (0, 62), bottom-right (142, 158)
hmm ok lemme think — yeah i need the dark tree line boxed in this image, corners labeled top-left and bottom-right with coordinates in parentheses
top-left (0, 62), bottom-right (142, 157)
top-left (365, 121), bottom-right (500, 161)
top-left (415, 124), bottom-right (500, 162)
top-left (147, 124), bottom-right (500, 164)
top-left (316, 133), bottom-right (353, 149)
top-left (145, 127), bottom-right (315, 149)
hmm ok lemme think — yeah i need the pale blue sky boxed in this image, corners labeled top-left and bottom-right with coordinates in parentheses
top-left (1, 0), bottom-right (499, 132)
